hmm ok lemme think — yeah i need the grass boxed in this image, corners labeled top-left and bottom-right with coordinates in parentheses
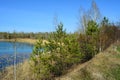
top-left (111, 65), bottom-right (120, 80)
top-left (115, 53), bottom-right (120, 58)
top-left (78, 68), bottom-right (93, 80)
top-left (104, 64), bottom-right (120, 80)
top-left (0, 38), bottom-right (48, 45)
top-left (1, 43), bottom-right (120, 80)
top-left (0, 38), bottom-right (37, 44)
top-left (55, 44), bottom-right (120, 80)
top-left (117, 46), bottom-right (120, 52)
top-left (0, 60), bottom-right (35, 80)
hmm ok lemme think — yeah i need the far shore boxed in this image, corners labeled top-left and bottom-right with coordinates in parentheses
top-left (0, 38), bottom-right (37, 44)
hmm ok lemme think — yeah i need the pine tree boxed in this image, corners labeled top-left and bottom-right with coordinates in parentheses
top-left (79, 20), bottom-right (99, 61)
top-left (30, 22), bottom-right (82, 79)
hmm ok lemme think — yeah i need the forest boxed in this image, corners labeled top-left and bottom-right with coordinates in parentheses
top-left (0, 32), bottom-right (50, 40)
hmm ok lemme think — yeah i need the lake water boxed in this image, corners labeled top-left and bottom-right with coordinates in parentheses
top-left (0, 41), bottom-right (34, 70)
top-left (0, 41), bottom-right (33, 55)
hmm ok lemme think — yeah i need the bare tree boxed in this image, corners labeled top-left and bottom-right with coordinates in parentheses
top-left (53, 13), bottom-right (59, 29)
top-left (78, 0), bottom-right (101, 34)
top-left (13, 30), bottom-right (17, 80)
top-left (90, 0), bottom-right (101, 22)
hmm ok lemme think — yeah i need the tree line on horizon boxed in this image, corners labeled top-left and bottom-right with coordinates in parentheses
top-left (0, 32), bottom-right (51, 40)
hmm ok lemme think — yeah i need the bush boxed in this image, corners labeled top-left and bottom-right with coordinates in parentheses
top-left (30, 23), bottom-right (82, 80)
top-left (78, 20), bottom-right (99, 61)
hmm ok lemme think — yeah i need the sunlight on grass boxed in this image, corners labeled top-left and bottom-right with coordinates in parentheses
top-left (104, 65), bottom-right (120, 80)
top-left (117, 46), bottom-right (120, 52)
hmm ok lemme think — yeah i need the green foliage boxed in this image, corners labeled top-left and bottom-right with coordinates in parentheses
top-left (78, 17), bottom-right (120, 61)
top-left (104, 65), bottom-right (120, 80)
top-left (99, 17), bottom-right (120, 51)
top-left (80, 69), bottom-right (93, 80)
top-left (78, 20), bottom-right (99, 61)
top-left (86, 20), bottom-right (99, 35)
top-left (30, 22), bottom-right (82, 80)
top-left (101, 17), bottom-right (109, 26)
top-left (0, 32), bottom-right (51, 40)
top-left (117, 46), bottom-right (120, 52)
top-left (111, 65), bottom-right (120, 80)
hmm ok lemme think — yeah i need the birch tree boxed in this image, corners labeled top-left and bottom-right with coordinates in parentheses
top-left (78, 0), bottom-right (101, 34)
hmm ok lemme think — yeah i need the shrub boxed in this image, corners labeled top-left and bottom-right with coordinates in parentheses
top-left (30, 23), bottom-right (82, 79)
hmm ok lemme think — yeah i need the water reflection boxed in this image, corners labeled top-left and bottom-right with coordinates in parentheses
top-left (0, 41), bottom-right (34, 71)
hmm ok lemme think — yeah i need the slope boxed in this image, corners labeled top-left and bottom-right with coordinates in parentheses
top-left (56, 43), bottom-right (120, 80)
top-left (0, 43), bottom-right (120, 80)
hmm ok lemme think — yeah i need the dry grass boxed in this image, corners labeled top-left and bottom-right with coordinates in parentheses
top-left (56, 44), bottom-right (120, 80)
top-left (0, 38), bottom-right (48, 45)
top-left (0, 60), bottom-right (35, 80)
top-left (0, 38), bottom-right (37, 44)
top-left (1, 43), bottom-right (120, 80)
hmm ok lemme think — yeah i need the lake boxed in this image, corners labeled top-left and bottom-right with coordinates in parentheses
top-left (0, 41), bottom-right (34, 70)
top-left (0, 41), bottom-right (33, 55)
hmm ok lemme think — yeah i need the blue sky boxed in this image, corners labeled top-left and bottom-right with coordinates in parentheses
top-left (0, 0), bottom-right (120, 33)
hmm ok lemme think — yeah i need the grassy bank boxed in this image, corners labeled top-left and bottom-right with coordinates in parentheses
top-left (56, 44), bottom-right (120, 80)
top-left (0, 43), bottom-right (120, 80)
top-left (0, 38), bottom-right (37, 44)
top-left (0, 38), bottom-right (49, 45)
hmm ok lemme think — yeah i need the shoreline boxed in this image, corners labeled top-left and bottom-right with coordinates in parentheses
top-left (0, 38), bottom-right (37, 44)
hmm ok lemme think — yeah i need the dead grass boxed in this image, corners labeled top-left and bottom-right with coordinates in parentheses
top-left (0, 60), bottom-right (35, 80)
top-left (1, 43), bottom-right (120, 80)
top-left (0, 38), bottom-right (37, 44)
top-left (56, 44), bottom-right (120, 80)
top-left (0, 38), bottom-right (48, 45)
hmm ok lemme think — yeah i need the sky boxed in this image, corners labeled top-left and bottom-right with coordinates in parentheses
top-left (0, 0), bottom-right (120, 33)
